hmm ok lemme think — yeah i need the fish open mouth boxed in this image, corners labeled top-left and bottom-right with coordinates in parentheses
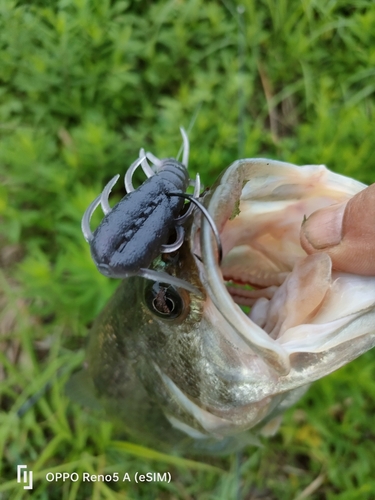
top-left (198, 158), bottom-right (375, 378)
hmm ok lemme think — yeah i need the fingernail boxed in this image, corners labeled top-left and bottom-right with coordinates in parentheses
top-left (303, 202), bottom-right (346, 249)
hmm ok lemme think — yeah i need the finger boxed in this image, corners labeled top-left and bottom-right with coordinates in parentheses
top-left (300, 183), bottom-right (375, 275)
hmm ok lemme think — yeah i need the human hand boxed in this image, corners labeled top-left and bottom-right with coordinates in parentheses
top-left (300, 183), bottom-right (375, 275)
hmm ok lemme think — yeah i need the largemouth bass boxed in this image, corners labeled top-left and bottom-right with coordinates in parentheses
top-left (72, 158), bottom-right (375, 454)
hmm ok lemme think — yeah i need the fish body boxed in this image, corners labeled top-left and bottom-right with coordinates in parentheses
top-left (75, 158), bottom-right (375, 454)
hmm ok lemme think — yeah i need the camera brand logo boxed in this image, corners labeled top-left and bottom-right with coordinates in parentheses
top-left (17, 465), bottom-right (33, 490)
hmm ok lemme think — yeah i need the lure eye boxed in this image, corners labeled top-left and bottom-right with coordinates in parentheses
top-left (144, 282), bottom-right (184, 319)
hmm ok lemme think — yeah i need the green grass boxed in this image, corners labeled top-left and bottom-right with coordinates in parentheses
top-left (1, 0), bottom-right (375, 498)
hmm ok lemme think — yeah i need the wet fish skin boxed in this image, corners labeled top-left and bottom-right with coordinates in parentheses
top-left (79, 226), bottom-right (287, 454)
top-left (80, 246), bottom-right (241, 452)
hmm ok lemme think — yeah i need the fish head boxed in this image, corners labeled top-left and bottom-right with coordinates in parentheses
top-left (79, 158), bottom-right (375, 454)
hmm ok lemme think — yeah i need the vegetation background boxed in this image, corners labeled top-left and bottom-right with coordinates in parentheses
top-left (1, 0), bottom-right (375, 498)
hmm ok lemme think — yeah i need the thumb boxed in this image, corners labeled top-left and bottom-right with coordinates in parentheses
top-left (300, 183), bottom-right (375, 275)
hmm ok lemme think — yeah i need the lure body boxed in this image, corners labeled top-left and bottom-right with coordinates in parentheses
top-left (81, 128), bottom-right (211, 283)
top-left (90, 159), bottom-right (189, 277)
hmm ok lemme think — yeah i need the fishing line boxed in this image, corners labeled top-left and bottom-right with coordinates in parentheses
top-left (237, 5), bottom-right (246, 158)
top-left (220, 0), bottom-right (247, 158)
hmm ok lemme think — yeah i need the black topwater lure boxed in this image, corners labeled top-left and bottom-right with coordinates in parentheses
top-left (81, 128), bottom-right (222, 286)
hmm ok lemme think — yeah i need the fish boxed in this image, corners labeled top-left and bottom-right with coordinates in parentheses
top-left (70, 157), bottom-right (375, 455)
